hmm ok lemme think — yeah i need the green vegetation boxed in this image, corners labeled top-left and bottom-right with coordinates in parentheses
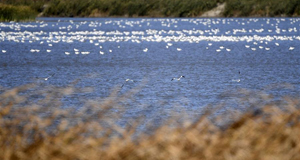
top-left (0, 0), bottom-right (300, 21)
top-left (0, 4), bottom-right (37, 21)
top-left (41, 0), bottom-right (223, 17)
top-left (1, 84), bottom-right (300, 159)
top-left (224, 0), bottom-right (300, 17)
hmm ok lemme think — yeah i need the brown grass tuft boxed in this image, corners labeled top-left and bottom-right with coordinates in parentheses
top-left (1, 83), bottom-right (300, 160)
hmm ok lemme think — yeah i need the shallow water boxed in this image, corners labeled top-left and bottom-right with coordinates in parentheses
top-left (1, 17), bottom-right (300, 118)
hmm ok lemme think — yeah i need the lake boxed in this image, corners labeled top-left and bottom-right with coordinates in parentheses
top-left (1, 17), bottom-right (300, 121)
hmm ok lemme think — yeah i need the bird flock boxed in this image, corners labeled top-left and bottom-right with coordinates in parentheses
top-left (1, 18), bottom-right (298, 89)
top-left (0, 18), bottom-right (298, 86)
top-left (0, 18), bottom-right (299, 56)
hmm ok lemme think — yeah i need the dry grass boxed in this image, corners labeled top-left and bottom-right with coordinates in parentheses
top-left (1, 83), bottom-right (300, 160)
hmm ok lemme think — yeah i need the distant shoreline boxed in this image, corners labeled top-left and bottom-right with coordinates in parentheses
top-left (1, 0), bottom-right (300, 21)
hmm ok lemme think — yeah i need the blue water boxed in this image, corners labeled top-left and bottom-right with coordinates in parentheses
top-left (1, 18), bottom-right (300, 119)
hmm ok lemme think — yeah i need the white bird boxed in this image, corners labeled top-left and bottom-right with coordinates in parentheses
top-left (143, 48), bottom-right (148, 52)
top-left (226, 48), bottom-right (231, 52)
top-left (81, 51), bottom-right (90, 54)
top-left (44, 73), bottom-right (55, 81)
top-left (125, 79), bottom-right (134, 82)
top-left (171, 76), bottom-right (185, 81)
top-left (2, 50), bottom-right (6, 53)
top-left (46, 50), bottom-right (51, 53)
top-left (121, 79), bottom-right (134, 88)
top-left (289, 47), bottom-right (295, 50)
top-left (177, 48), bottom-right (182, 51)
top-left (65, 52), bottom-right (70, 55)
top-left (232, 79), bottom-right (241, 82)
top-left (275, 43), bottom-right (279, 46)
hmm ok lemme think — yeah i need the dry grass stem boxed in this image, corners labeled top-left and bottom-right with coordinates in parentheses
top-left (0, 83), bottom-right (300, 160)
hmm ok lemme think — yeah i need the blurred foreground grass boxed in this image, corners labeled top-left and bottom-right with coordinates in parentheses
top-left (1, 83), bottom-right (300, 160)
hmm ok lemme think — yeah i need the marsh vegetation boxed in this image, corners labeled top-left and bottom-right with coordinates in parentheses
top-left (1, 0), bottom-right (300, 21)
top-left (1, 84), bottom-right (300, 159)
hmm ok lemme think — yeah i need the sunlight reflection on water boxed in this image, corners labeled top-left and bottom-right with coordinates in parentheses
top-left (1, 18), bottom-right (300, 118)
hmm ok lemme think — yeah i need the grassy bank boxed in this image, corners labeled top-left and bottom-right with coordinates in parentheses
top-left (1, 0), bottom-right (300, 20)
top-left (41, 0), bottom-right (222, 17)
top-left (1, 0), bottom-right (223, 18)
top-left (224, 0), bottom-right (300, 17)
top-left (1, 84), bottom-right (300, 159)
top-left (0, 4), bottom-right (37, 21)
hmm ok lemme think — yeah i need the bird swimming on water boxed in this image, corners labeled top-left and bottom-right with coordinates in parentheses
top-left (121, 79), bottom-right (134, 88)
top-left (44, 73), bottom-right (55, 81)
top-left (232, 79), bottom-right (240, 82)
top-left (171, 76), bottom-right (185, 81)
top-left (232, 71), bottom-right (240, 82)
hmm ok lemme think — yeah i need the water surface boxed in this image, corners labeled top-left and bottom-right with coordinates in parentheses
top-left (1, 18), bottom-right (300, 118)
